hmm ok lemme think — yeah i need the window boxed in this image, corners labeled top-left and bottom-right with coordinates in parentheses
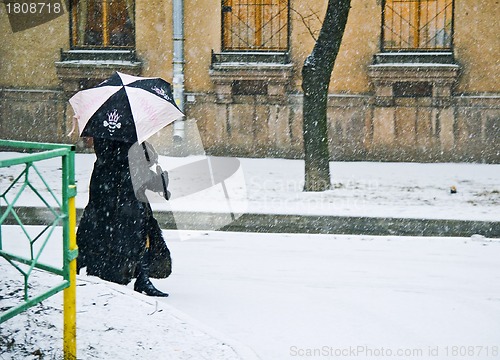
top-left (222, 0), bottom-right (289, 51)
top-left (382, 0), bottom-right (453, 51)
top-left (71, 0), bottom-right (135, 48)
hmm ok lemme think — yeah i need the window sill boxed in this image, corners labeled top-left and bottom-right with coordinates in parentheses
top-left (61, 49), bottom-right (139, 62)
top-left (373, 51), bottom-right (456, 65)
top-left (368, 52), bottom-right (460, 98)
top-left (209, 51), bottom-right (293, 103)
top-left (211, 51), bottom-right (290, 65)
top-left (55, 49), bottom-right (142, 94)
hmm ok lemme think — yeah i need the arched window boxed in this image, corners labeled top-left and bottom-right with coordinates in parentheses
top-left (382, 0), bottom-right (453, 51)
top-left (222, 0), bottom-right (289, 51)
top-left (71, 0), bottom-right (135, 48)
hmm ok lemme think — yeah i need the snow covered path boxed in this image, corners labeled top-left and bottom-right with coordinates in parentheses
top-left (0, 226), bottom-right (256, 360)
top-left (1, 152), bottom-right (499, 222)
top-left (1, 227), bottom-right (500, 359)
top-left (160, 230), bottom-right (500, 360)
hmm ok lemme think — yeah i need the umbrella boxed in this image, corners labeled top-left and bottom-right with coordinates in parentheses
top-left (69, 72), bottom-right (184, 144)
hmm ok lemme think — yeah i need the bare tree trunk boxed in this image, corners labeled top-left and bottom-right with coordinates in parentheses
top-left (302, 0), bottom-right (351, 191)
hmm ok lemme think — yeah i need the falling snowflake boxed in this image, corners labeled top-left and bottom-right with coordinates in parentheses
top-left (103, 109), bottom-right (122, 134)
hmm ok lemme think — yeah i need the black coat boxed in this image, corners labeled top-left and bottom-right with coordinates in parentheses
top-left (76, 138), bottom-right (171, 284)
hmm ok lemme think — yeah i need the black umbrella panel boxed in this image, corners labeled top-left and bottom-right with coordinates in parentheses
top-left (70, 72), bottom-right (184, 144)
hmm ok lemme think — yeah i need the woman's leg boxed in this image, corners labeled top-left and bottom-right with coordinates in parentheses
top-left (134, 236), bottom-right (169, 297)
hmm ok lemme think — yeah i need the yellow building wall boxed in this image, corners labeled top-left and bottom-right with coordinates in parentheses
top-left (0, 0), bottom-right (498, 94)
top-left (454, 0), bottom-right (500, 93)
top-left (288, 0), bottom-right (380, 94)
top-left (135, 0), bottom-right (173, 79)
top-left (330, 0), bottom-right (380, 93)
top-left (288, 0), bottom-right (327, 90)
top-left (180, 0), bottom-right (381, 94)
top-left (0, 6), bottom-right (67, 88)
top-left (178, 0), bottom-right (499, 95)
top-left (184, 0), bottom-right (221, 91)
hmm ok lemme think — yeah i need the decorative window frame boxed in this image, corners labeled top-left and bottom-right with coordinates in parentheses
top-left (369, 0), bottom-right (459, 100)
top-left (56, 0), bottom-right (140, 99)
top-left (69, 0), bottom-right (136, 49)
top-left (209, 51), bottom-right (293, 103)
top-left (221, 0), bottom-right (290, 51)
top-left (55, 50), bottom-right (141, 96)
top-left (56, 1), bottom-right (141, 97)
top-left (210, 1), bottom-right (293, 102)
top-left (381, 0), bottom-right (454, 52)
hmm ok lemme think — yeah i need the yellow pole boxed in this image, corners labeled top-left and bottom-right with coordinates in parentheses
top-left (63, 186), bottom-right (77, 360)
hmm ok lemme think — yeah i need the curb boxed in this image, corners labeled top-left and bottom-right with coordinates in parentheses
top-left (2, 206), bottom-right (499, 238)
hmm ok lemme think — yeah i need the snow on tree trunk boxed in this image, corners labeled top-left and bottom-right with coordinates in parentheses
top-left (302, 0), bottom-right (351, 191)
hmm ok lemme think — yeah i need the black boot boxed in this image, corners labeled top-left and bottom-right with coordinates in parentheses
top-left (134, 249), bottom-right (169, 297)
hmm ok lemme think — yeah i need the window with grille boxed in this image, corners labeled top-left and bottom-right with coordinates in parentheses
top-left (222, 0), bottom-right (289, 51)
top-left (71, 0), bottom-right (135, 48)
top-left (382, 0), bottom-right (453, 51)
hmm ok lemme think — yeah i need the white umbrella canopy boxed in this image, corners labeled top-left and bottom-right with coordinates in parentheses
top-left (69, 72), bottom-right (184, 144)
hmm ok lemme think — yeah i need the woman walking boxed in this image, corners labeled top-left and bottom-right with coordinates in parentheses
top-left (76, 138), bottom-right (171, 297)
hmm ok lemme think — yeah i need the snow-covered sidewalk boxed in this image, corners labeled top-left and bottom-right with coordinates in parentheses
top-left (2, 226), bottom-right (500, 360)
top-left (1, 152), bottom-right (499, 222)
top-left (1, 151), bottom-right (500, 359)
top-left (0, 226), bottom-right (258, 360)
top-left (0, 268), bottom-right (251, 360)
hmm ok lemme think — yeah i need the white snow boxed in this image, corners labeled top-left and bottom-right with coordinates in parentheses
top-left (375, 52), bottom-right (453, 57)
top-left (1, 152), bottom-right (500, 359)
top-left (54, 60), bottom-right (141, 66)
top-left (211, 63), bottom-right (294, 69)
top-left (369, 63), bottom-right (460, 68)
top-left (164, 231), bottom-right (500, 360)
top-left (1, 152), bottom-right (499, 221)
top-left (1, 226), bottom-right (500, 359)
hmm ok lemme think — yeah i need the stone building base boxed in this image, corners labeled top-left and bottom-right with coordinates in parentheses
top-left (187, 92), bottom-right (500, 163)
top-left (1, 88), bottom-right (499, 163)
top-left (0, 89), bottom-right (67, 144)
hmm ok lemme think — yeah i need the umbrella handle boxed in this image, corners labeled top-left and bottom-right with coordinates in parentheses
top-left (157, 164), bottom-right (169, 200)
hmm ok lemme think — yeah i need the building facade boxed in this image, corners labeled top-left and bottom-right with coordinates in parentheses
top-left (0, 0), bottom-right (498, 162)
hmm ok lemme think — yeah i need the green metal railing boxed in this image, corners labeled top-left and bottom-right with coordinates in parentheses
top-left (0, 139), bottom-right (78, 359)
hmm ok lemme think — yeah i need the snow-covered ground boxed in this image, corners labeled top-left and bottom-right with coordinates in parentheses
top-left (1, 226), bottom-right (500, 360)
top-left (1, 152), bottom-right (499, 221)
top-left (0, 226), bottom-right (257, 360)
top-left (1, 151), bottom-right (500, 359)
top-left (164, 231), bottom-right (500, 359)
